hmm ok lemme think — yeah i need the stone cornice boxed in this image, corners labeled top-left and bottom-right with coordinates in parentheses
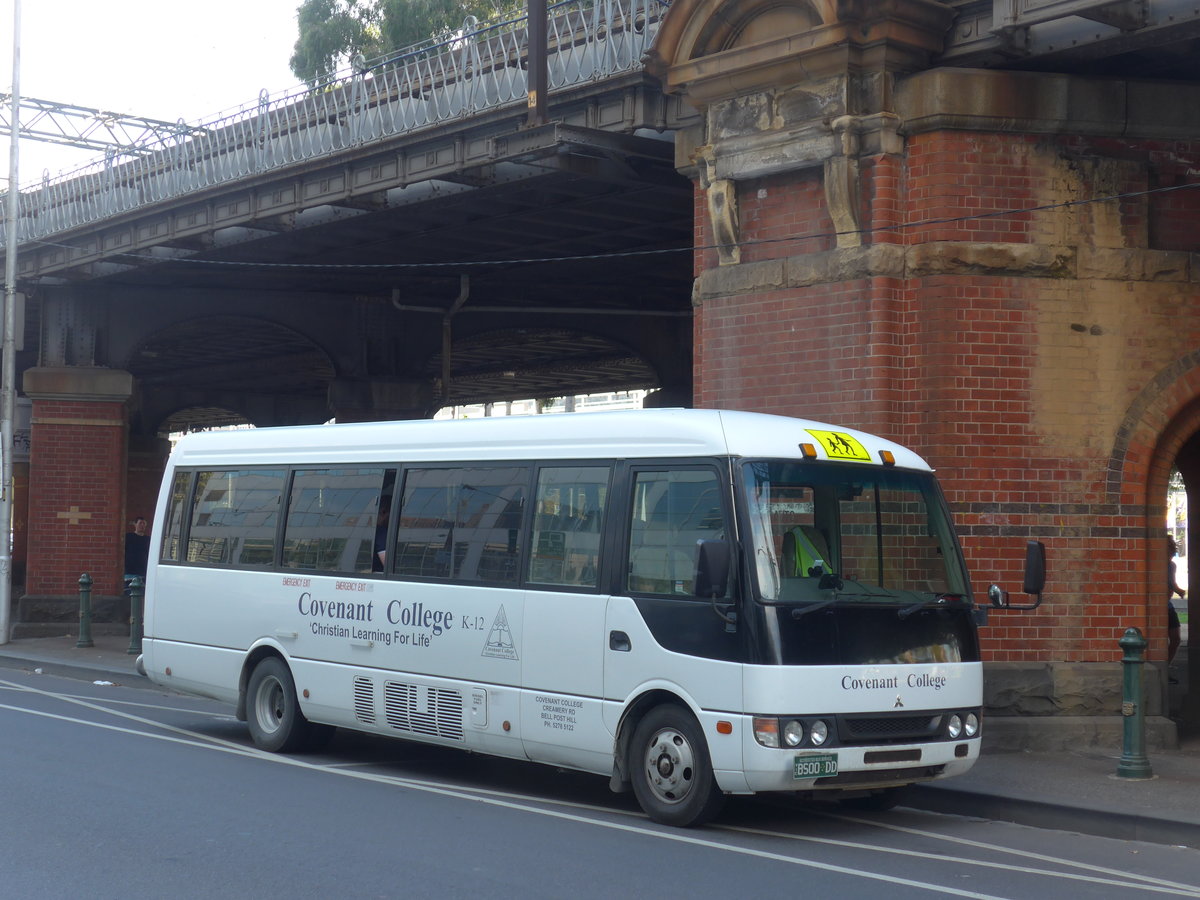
top-left (895, 67), bottom-right (1200, 140)
top-left (23, 367), bottom-right (133, 403)
top-left (693, 242), bottom-right (1199, 302)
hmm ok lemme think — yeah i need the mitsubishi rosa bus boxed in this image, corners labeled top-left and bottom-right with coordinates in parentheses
top-left (141, 408), bottom-right (1008, 826)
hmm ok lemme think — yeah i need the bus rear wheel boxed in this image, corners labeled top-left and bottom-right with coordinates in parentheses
top-left (247, 657), bottom-right (317, 753)
top-left (629, 704), bottom-right (725, 827)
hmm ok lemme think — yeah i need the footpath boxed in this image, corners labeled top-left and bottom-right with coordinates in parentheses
top-left (1, 633), bottom-right (1197, 850)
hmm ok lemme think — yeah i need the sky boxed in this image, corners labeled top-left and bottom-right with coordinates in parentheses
top-left (1, 0), bottom-right (304, 186)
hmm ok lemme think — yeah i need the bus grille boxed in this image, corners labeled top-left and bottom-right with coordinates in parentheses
top-left (838, 714), bottom-right (942, 744)
top-left (384, 682), bottom-right (465, 741)
top-left (353, 676), bottom-right (376, 725)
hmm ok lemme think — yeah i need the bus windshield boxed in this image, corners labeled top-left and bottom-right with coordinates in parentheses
top-left (741, 460), bottom-right (970, 608)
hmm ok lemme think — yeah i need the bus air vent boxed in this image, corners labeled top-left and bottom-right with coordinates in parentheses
top-left (353, 676), bottom-right (376, 725)
top-left (384, 682), bottom-right (465, 741)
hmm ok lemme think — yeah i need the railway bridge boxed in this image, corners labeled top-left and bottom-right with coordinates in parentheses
top-left (4, 0), bottom-right (1200, 738)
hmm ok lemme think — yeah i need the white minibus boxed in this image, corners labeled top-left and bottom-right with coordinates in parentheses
top-left (141, 409), bottom-right (999, 826)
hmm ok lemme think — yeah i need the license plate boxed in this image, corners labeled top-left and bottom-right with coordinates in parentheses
top-left (793, 752), bottom-right (838, 779)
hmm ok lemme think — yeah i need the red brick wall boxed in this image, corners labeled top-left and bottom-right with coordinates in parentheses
top-left (25, 399), bottom-right (129, 597)
top-left (693, 130), bottom-right (1200, 664)
top-left (125, 439), bottom-right (170, 538)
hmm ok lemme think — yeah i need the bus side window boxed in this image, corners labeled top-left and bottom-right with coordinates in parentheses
top-left (528, 465), bottom-right (610, 588)
top-left (394, 466), bottom-right (529, 584)
top-left (159, 470), bottom-right (192, 563)
top-left (627, 469), bottom-right (725, 597)
top-left (187, 469), bottom-right (285, 567)
top-left (281, 468), bottom-right (392, 574)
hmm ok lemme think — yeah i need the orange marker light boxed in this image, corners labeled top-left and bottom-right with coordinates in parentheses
top-left (799, 443), bottom-right (818, 459)
top-left (879, 450), bottom-right (896, 466)
top-left (716, 720), bottom-right (733, 735)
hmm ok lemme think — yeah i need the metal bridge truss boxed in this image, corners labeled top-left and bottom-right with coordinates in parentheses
top-left (0, 96), bottom-right (204, 155)
top-left (1, 0), bottom-right (664, 246)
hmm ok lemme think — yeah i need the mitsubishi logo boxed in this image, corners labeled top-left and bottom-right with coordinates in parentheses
top-left (894, 695), bottom-right (904, 709)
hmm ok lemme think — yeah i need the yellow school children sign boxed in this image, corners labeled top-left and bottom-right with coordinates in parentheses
top-left (806, 429), bottom-right (872, 461)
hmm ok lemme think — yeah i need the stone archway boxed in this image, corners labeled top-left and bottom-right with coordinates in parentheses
top-left (125, 315), bottom-right (337, 434)
top-left (1139, 388), bottom-right (1200, 732)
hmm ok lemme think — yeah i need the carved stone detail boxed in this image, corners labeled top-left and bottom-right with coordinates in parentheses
top-left (697, 149), bottom-right (741, 266)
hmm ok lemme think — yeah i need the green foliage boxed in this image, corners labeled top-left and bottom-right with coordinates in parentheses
top-left (290, 0), bottom-right (521, 87)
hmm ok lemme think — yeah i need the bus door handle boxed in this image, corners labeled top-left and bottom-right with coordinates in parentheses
top-left (609, 631), bottom-right (631, 652)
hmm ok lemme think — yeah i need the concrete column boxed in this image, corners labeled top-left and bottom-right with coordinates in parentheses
top-left (18, 367), bottom-right (133, 634)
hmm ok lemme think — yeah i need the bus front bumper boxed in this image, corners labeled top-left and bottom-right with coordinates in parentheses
top-left (713, 727), bottom-right (981, 795)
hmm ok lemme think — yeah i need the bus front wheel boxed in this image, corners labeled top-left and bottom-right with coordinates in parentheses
top-left (629, 704), bottom-right (725, 827)
top-left (247, 657), bottom-right (316, 753)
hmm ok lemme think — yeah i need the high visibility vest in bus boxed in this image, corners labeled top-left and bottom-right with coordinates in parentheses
top-left (789, 526), bottom-right (828, 577)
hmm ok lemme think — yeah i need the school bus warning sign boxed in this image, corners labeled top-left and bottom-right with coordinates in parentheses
top-left (806, 430), bottom-right (872, 461)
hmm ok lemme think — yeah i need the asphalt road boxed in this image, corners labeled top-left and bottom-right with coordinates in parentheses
top-left (1, 669), bottom-right (1197, 900)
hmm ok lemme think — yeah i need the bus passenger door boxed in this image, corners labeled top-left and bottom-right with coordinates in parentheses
top-left (519, 465), bottom-right (614, 774)
top-left (603, 465), bottom-right (743, 733)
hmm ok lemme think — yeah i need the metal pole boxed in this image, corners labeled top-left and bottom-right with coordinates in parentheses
top-left (1115, 626), bottom-right (1154, 779)
top-left (0, 0), bottom-right (23, 645)
top-left (127, 576), bottom-right (143, 655)
top-left (526, 0), bottom-right (547, 127)
top-left (76, 573), bottom-right (93, 649)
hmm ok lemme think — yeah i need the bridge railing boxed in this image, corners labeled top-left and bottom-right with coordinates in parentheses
top-left (4, 0), bottom-right (665, 246)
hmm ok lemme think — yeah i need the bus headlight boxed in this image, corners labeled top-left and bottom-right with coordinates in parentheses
top-left (809, 719), bottom-right (829, 746)
top-left (783, 720), bottom-right (805, 747)
top-left (947, 714), bottom-right (963, 739)
top-left (964, 713), bottom-right (979, 737)
top-left (753, 717), bottom-right (780, 748)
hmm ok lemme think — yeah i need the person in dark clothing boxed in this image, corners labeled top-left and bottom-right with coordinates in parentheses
top-left (124, 516), bottom-right (151, 580)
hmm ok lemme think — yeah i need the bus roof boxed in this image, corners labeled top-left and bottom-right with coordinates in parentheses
top-left (166, 409), bottom-right (932, 471)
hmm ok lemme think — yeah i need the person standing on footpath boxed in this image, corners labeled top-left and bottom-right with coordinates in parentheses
top-left (1167, 536), bottom-right (1184, 683)
top-left (124, 517), bottom-right (151, 585)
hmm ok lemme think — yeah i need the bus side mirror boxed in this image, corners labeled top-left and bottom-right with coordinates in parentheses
top-left (695, 539), bottom-right (731, 599)
top-left (988, 541), bottom-right (1046, 610)
top-left (1022, 540), bottom-right (1046, 596)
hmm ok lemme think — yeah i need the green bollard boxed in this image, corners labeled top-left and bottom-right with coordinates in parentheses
top-left (127, 576), bottom-right (144, 655)
top-left (76, 573), bottom-right (94, 648)
top-left (1115, 626), bottom-right (1154, 779)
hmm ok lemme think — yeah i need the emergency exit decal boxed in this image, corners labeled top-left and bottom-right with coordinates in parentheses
top-left (806, 430), bottom-right (871, 461)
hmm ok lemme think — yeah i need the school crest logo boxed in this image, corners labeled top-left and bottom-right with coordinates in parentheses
top-left (481, 605), bottom-right (519, 660)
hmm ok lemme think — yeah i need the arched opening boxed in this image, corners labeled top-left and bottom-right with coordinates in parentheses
top-left (158, 407), bottom-right (253, 437)
top-left (1169, 437), bottom-right (1198, 728)
top-left (1144, 394), bottom-right (1200, 734)
top-left (426, 328), bottom-right (661, 409)
top-left (125, 315), bottom-right (336, 434)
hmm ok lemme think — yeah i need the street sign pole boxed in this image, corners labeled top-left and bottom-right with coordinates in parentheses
top-left (1, 0), bottom-right (23, 644)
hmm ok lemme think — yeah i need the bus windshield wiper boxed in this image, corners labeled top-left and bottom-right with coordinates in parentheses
top-left (898, 592), bottom-right (961, 620)
top-left (790, 595), bottom-right (842, 619)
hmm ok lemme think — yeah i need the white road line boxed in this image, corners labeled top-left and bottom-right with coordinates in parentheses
top-left (817, 809), bottom-right (1200, 895)
top-left (722, 823), bottom-right (1200, 897)
top-left (3, 675), bottom-right (1195, 900)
